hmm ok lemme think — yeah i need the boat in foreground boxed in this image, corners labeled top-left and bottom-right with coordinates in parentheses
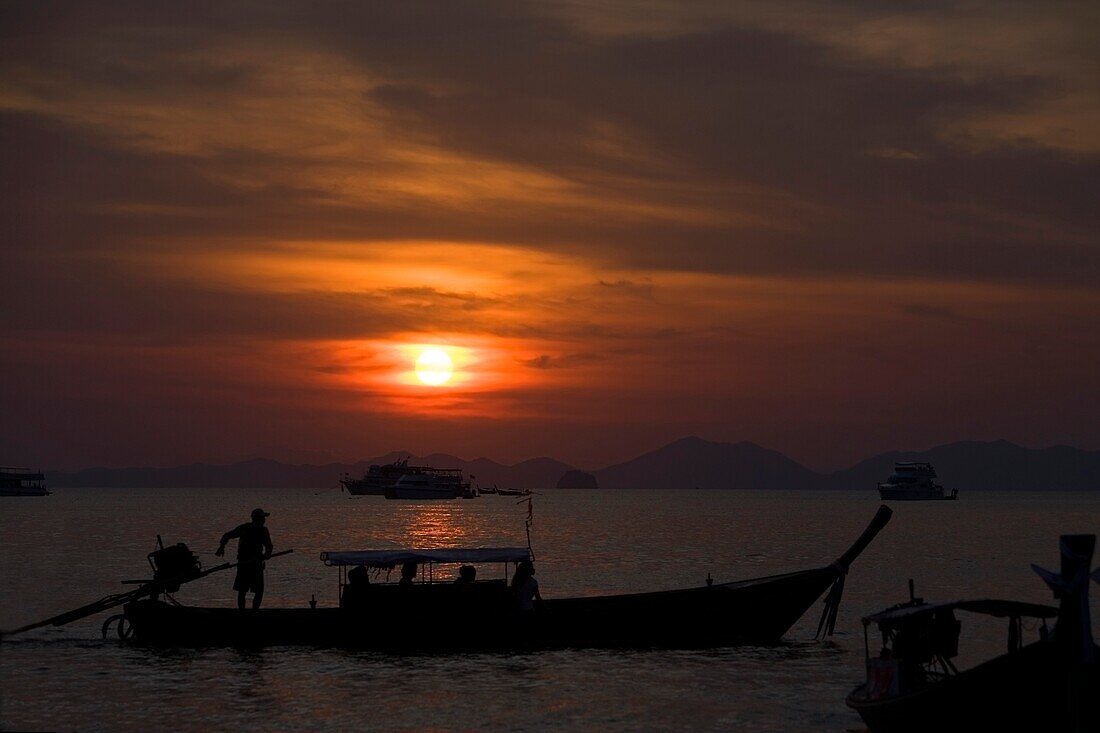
top-left (877, 462), bottom-right (957, 501)
top-left (846, 534), bottom-right (1099, 733)
top-left (118, 505), bottom-right (892, 649)
top-left (0, 467), bottom-right (49, 496)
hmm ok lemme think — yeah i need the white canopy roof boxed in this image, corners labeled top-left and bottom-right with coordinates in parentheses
top-left (320, 547), bottom-right (532, 567)
top-left (863, 598), bottom-right (1058, 625)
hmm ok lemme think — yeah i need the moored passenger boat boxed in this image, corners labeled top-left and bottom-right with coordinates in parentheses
top-left (877, 462), bottom-right (957, 501)
top-left (342, 459), bottom-right (472, 499)
top-left (0, 467), bottom-right (49, 496)
top-left (341, 458), bottom-right (415, 495)
top-left (384, 467), bottom-right (469, 499)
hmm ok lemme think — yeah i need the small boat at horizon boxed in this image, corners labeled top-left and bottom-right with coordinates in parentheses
top-left (846, 534), bottom-right (1099, 732)
top-left (495, 487), bottom-right (532, 496)
top-left (878, 462), bottom-right (958, 501)
top-left (0, 467), bottom-right (49, 497)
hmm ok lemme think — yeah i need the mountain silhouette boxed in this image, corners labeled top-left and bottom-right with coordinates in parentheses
top-left (594, 436), bottom-right (824, 489)
top-left (43, 437), bottom-right (1100, 490)
top-left (827, 439), bottom-right (1100, 491)
top-left (46, 452), bottom-right (578, 490)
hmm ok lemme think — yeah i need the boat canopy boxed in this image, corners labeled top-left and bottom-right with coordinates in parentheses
top-left (320, 547), bottom-right (532, 567)
top-left (863, 598), bottom-right (1058, 626)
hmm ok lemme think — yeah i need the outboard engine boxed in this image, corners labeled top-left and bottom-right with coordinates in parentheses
top-left (148, 537), bottom-right (202, 592)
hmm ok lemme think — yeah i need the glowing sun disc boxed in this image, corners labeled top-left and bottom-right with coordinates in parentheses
top-left (415, 349), bottom-right (454, 386)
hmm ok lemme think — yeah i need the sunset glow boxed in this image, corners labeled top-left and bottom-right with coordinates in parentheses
top-left (6, 5), bottom-right (1100, 731)
top-left (2, 1), bottom-right (1098, 472)
top-left (415, 349), bottom-right (454, 386)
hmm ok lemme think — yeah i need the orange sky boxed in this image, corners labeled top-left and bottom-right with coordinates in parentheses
top-left (2, 1), bottom-right (1098, 470)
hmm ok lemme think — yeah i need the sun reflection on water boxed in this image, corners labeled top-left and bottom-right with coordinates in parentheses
top-left (393, 503), bottom-right (474, 547)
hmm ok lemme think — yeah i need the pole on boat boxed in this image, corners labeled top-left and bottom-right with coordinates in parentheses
top-left (520, 495), bottom-right (535, 560)
top-left (2, 549), bottom-right (294, 638)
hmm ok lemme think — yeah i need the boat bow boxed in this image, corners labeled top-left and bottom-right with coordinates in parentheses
top-left (817, 504), bottom-right (894, 638)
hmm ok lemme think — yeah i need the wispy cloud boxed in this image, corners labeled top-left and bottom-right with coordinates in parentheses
top-left (2, 1), bottom-right (1098, 469)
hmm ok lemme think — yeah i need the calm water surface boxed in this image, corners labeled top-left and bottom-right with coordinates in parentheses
top-left (2, 488), bottom-right (1097, 731)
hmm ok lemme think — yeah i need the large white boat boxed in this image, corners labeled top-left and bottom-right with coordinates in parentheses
top-left (342, 458), bottom-right (473, 499)
top-left (877, 462), bottom-right (957, 501)
top-left (384, 467), bottom-right (470, 500)
top-left (341, 459), bottom-right (415, 495)
top-left (0, 467), bottom-right (50, 497)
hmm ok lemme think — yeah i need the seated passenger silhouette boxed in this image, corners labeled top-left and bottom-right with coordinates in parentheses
top-left (455, 565), bottom-right (476, 585)
top-left (399, 561), bottom-right (418, 587)
top-left (511, 560), bottom-right (542, 613)
top-left (341, 564), bottom-right (370, 610)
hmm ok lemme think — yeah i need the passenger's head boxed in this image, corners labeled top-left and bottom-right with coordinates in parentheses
top-left (401, 561), bottom-right (417, 580)
top-left (459, 565), bottom-right (476, 582)
top-left (348, 565), bottom-right (369, 585)
top-left (512, 559), bottom-right (534, 585)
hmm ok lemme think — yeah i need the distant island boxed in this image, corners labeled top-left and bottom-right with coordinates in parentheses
top-left (42, 437), bottom-right (1100, 491)
top-left (556, 470), bottom-right (599, 489)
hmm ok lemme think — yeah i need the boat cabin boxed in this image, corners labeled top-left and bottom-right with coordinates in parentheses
top-left (0, 466), bottom-right (49, 496)
top-left (859, 598), bottom-right (1058, 699)
top-left (878, 461), bottom-right (958, 501)
top-left (321, 547), bottom-right (532, 613)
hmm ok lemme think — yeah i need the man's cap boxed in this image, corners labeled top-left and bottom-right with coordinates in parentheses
top-left (251, 507), bottom-right (270, 518)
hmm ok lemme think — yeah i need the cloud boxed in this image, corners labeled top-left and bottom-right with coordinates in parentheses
top-left (2, 3), bottom-right (1097, 285)
top-left (897, 303), bottom-right (972, 322)
top-left (520, 353), bottom-right (601, 370)
top-left (2, 1), bottom-right (1099, 468)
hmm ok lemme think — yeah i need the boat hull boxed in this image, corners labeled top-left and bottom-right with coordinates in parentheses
top-left (878, 487), bottom-right (957, 501)
top-left (341, 479), bottom-right (386, 496)
top-left (123, 566), bottom-right (841, 650)
top-left (847, 641), bottom-right (1099, 733)
top-left (383, 486), bottom-right (459, 500)
top-left (0, 488), bottom-right (51, 496)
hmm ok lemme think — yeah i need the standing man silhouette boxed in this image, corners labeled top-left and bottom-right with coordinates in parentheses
top-left (216, 508), bottom-right (274, 609)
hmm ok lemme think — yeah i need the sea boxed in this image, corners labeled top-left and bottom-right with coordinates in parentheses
top-left (1, 488), bottom-right (1097, 732)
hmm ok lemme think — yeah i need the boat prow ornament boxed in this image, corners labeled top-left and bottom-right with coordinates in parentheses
top-left (1032, 534), bottom-right (1098, 664)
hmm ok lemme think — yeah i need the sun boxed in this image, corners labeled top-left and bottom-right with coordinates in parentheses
top-left (415, 348), bottom-right (454, 386)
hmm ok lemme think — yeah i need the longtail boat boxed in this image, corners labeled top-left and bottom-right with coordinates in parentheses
top-left (120, 505), bottom-right (891, 649)
top-left (7, 506), bottom-right (891, 651)
top-left (846, 534), bottom-right (1100, 733)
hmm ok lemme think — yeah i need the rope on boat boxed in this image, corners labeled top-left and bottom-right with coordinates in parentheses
top-left (815, 505), bottom-right (893, 640)
top-left (100, 614), bottom-right (132, 641)
top-left (816, 573), bottom-right (846, 639)
top-left (521, 496), bottom-right (535, 560)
